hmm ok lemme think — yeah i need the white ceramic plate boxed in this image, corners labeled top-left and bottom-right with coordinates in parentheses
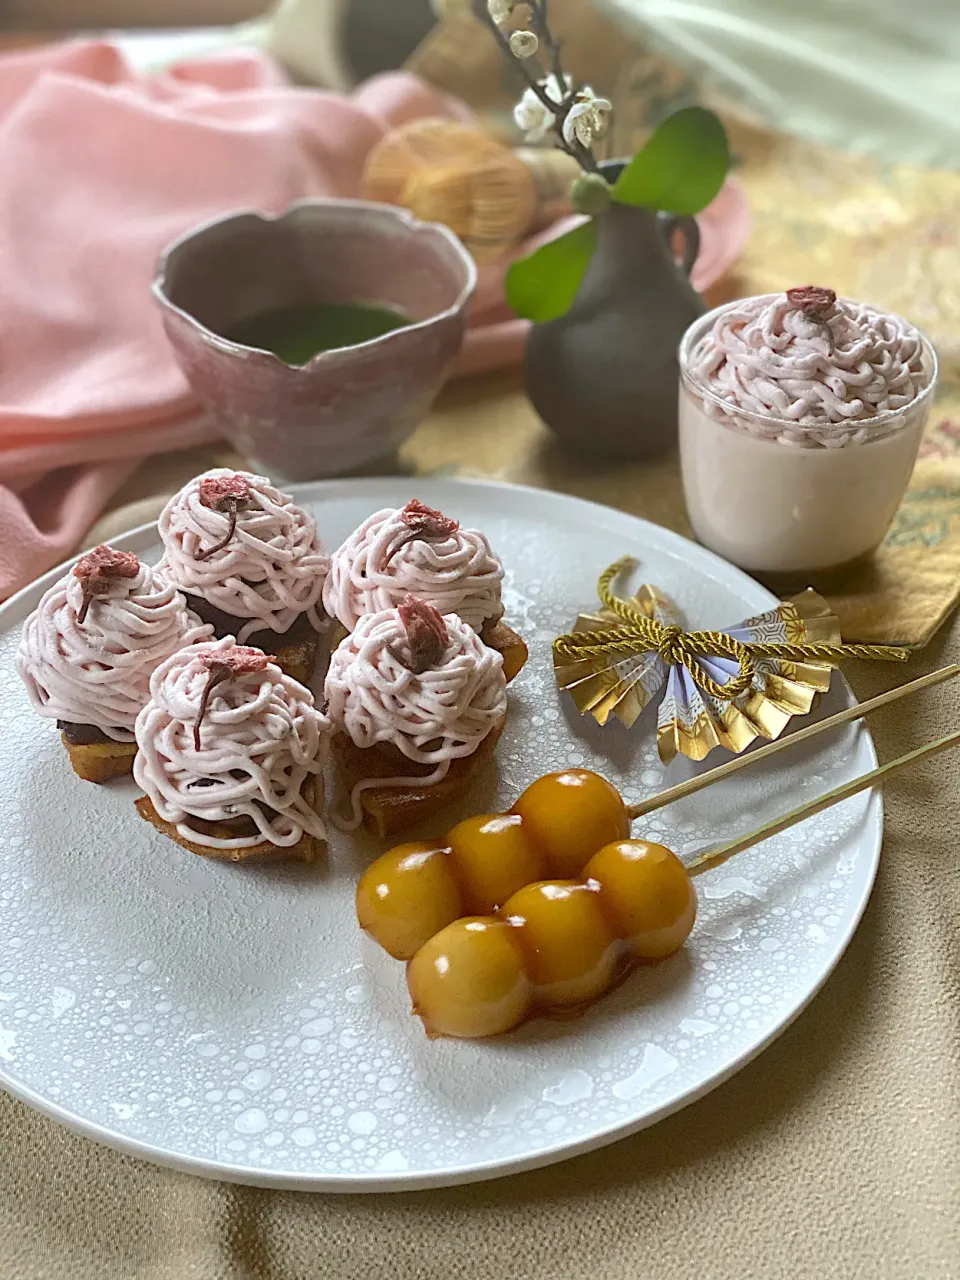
top-left (0, 478), bottom-right (880, 1191)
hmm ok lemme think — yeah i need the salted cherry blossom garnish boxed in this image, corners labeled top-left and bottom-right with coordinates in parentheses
top-left (196, 474), bottom-right (253, 561)
top-left (194, 646), bottom-right (270, 751)
top-left (393, 596), bottom-right (449, 675)
top-left (73, 546), bottom-right (140, 624)
top-left (385, 499), bottom-right (461, 564)
top-left (785, 285), bottom-right (838, 323)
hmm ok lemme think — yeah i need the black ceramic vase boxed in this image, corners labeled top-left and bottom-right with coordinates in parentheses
top-left (524, 170), bottom-right (706, 461)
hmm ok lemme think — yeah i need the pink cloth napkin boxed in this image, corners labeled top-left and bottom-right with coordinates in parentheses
top-left (0, 40), bottom-right (749, 599)
top-left (0, 41), bottom-right (476, 597)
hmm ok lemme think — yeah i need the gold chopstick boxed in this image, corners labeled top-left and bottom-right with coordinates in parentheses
top-left (626, 664), bottom-right (960, 822)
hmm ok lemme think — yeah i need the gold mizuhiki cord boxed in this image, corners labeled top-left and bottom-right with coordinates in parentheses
top-left (553, 559), bottom-right (909, 705)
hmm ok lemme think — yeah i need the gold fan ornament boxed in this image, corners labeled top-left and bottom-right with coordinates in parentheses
top-left (553, 559), bottom-right (909, 763)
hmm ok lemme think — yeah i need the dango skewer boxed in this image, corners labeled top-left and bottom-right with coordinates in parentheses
top-left (357, 667), bottom-right (960, 963)
top-left (406, 728), bottom-right (960, 1038)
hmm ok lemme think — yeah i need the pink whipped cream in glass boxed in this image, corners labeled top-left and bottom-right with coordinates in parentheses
top-left (678, 288), bottom-right (937, 572)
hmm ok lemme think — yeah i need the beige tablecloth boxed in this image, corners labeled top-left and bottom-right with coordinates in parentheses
top-left (3, 375), bottom-right (960, 1278)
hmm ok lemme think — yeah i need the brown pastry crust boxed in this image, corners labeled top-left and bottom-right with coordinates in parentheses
top-left (331, 713), bottom-right (506, 839)
top-left (480, 618), bottom-right (528, 684)
top-left (61, 733), bottom-right (138, 784)
top-left (270, 629), bottom-right (320, 687)
top-left (183, 595), bottom-right (320, 685)
top-left (134, 776), bottom-right (324, 864)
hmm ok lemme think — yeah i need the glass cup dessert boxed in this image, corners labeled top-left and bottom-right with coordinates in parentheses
top-left (678, 287), bottom-right (938, 573)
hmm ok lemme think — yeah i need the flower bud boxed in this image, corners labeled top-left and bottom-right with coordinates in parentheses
top-left (509, 30), bottom-right (539, 58)
top-left (570, 172), bottom-right (612, 216)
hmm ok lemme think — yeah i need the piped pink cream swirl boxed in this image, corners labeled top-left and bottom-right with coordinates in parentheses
top-left (690, 289), bottom-right (930, 447)
top-left (325, 598), bottom-right (507, 829)
top-left (134, 638), bottom-right (329, 850)
top-left (17, 548), bottom-right (210, 742)
top-left (322, 500), bottom-right (504, 632)
top-left (157, 469), bottom-right (329, 641)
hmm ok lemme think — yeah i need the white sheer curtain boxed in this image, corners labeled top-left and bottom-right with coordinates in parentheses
top-left (600, 0), bottom-right (960, 168)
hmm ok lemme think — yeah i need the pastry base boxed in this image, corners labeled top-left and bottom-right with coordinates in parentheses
top-left (183, 596), bottom-right (320, 686)
top-left (481, 618), bottom-right (528, 684)
top-left (271, 630), bottom-right (320, 687)
top-left (331, 714), bottom-right (507, 839)
top-left (62, 733), bottom-right (137, 784)
top-left (134, 777), bottom-right (325, 864)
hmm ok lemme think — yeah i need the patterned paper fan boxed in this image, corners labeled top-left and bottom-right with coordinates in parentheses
top-left (554, 561), bottom-right (905, 763)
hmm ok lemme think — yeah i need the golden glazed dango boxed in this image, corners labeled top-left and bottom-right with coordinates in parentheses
top-left (355, 770), bottom-right (696, 1039)
top-left (365, 677), bottom-right (960, 1039)
top-left (511, 769), bottom-right (631, 878)
top-left (406, 839), bottom-right (697, 1039)
top-left (502, 880), bottom-right (619, 1008)
top-left (355, 841), bottom-right (461, 963)
top-left (356, 770), bottom-right (630, 960)
top-left (407, 918), bottom-right (531, 1040)
top-left (584, 839), bottom-right (698, 960)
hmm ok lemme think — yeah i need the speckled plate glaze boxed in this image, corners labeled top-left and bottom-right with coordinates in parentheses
top-left (0, 479), bottom-right (880, 1191)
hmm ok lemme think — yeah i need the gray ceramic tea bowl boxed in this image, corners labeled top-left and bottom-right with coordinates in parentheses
top-left (153, 199), bottom-right (476, 481)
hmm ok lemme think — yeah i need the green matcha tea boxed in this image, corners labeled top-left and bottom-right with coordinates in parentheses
top-left (228, 301), bottom-right (412, 365)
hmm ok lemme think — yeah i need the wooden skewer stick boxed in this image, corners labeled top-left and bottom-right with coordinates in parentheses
top-left (686, 728), bottom-right (960, 878)
top-left (626, 664), bottom-right (960, 822)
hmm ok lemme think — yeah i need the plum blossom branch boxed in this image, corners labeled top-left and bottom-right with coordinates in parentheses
top-left (469, 0), bottom-right (603, 173)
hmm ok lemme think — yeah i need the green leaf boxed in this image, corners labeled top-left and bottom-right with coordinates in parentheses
top-left (505, 220), bottom-right (597, 323)
top-left (612, 106), bottom-right (729, 215)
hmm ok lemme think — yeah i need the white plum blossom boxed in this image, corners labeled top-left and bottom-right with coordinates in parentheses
top-left (509, 29), bottom-right (539, 58)
top-left (513, 73), bottom-right (571, 143)
top-left (487, 0), bottom-right (513, 23)
top-left (562, 86), bottom-right (612, 147)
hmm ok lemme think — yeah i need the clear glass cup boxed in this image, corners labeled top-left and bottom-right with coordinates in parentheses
top-left (677, 300), bottom-right (938, 573)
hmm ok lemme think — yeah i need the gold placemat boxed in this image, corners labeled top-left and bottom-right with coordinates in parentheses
top-left (394, 127), bottom-right (960, 646)
top-left (713, 116), bottom-right (960, 645)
